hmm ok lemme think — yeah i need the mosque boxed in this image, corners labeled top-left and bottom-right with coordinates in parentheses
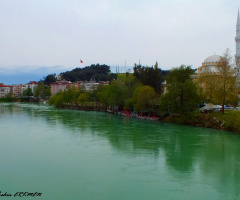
top-left (197, 9), bottom-right (240, 80)
top-left (197, 54), bottom-right (222, 73)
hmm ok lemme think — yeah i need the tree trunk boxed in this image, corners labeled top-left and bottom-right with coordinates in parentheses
top-left (222, 71), bottom-right (227, 115)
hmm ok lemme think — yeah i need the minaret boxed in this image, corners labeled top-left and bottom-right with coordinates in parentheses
top-left (235, 8), bottom-right (240, 84)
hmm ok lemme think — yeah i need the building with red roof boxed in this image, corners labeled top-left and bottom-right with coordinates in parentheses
top-left (0, 83), bottom-right (13, 98)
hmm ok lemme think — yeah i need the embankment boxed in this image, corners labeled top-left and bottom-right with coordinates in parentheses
top-left (56, 104), bottom-right (240, 133)
top-left (162, 112), bottom-right (240, 133)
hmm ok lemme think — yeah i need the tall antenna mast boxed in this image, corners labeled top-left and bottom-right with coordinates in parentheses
top-left (124, 59), bottom-right (126, 73)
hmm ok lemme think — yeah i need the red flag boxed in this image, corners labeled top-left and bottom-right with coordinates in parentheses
top-left (80, 59), bottom-right (83, 63)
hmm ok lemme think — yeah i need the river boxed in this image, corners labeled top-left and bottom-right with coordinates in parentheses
top-left (0, 103), bottom-right (240, 200)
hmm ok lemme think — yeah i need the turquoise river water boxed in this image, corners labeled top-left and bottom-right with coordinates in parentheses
top-left (0, 103), bottom-right (240, 200)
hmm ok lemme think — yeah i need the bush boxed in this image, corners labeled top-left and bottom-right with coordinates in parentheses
top-left (175, 112), bottom-right (198, 125)
top-left (48, 92), bottom-right (64, 107)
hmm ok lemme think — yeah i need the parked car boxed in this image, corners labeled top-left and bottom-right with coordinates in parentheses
top-left (234, 107), bottom-right (240, 111)
top-left (216, 105), bottom-right (235, 112)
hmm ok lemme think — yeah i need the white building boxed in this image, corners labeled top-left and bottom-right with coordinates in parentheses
top-left (0, 83), bottom-right (13, 98)
top-left (197, 55), bottom-right (222, 74)
top-left (27, 81), bottom-right (38, 93)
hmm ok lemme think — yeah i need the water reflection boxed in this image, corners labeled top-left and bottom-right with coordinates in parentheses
top-left (1, 103), bottom-right (240, 199)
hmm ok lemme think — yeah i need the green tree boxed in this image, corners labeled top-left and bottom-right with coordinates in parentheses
top-left (44, 86), bottom-right (51, 97)
top-left (34, 82), bottom-right (44, 97)
top-left (5, 91), bottom-right (15, 102)
top-left (133, 62), bottom-right (164, 93)
top-left (44, 74), bottom-right (56, 85)
top-left (88, 84), bottom-right (106, 103)
top-left (77, 93), bottom-right (88, 106)
top-left (34, 82), bottom-right (52, 99)
top-left (49, 91), bottom-right (64, 107)
top-left (63, 88), bottom-right (80, 105)
top-left (120, 73), bottom-right (143, 110)
top-left (62, 64), bottom-right (116, 82)
top-left (23, 88), bottom-right (33, 97)
top-left (54, 94), bottom-right (64, 107)
top-left (160, 65), bottom-right (202, 113)
top-left (98, 80), bottom-right (124, 107)
top-left (133, 86), bottom-right (155, 112)
top-left (49, 88), bottom-right (80, 107)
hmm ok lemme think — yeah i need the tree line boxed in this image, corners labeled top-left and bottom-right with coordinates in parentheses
top-left (61, 64), bottom-right (117, 82)
top-left (48, 51), bottom-right (240, 115)
top-left (48, 63), bottom-right (201, 115)
top-left (41, 64), bottom-right (117, 85)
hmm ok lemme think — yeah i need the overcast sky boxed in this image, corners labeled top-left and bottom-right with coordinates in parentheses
top-left (0, 0), bottom-right (239, 75)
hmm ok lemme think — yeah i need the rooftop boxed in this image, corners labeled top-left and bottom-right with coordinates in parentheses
top-left (203, 55), bottom-right (221, 64)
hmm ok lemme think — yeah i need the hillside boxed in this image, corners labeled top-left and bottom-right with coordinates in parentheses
top-left (61, 64), bottom-right (117, 82)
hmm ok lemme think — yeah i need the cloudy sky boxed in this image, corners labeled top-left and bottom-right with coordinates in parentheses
top-left (0, 0), bottom-right (239, 82)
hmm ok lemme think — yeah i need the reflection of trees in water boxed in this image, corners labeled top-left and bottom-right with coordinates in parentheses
top-left (162, 132), bottom-right (200, 172)
top-left (197, 133), bottom-right (240, 199)
top-left (0, 103), bottom-right (23, 115)
top-left (2, 103), bottom-right (240, 198)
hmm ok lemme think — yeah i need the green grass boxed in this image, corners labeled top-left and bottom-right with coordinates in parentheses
top-left (116, 73), bottom-right (135, 81)
top-left (165, 111), bottom-right (240, 133)
top-left (210, 111), bottom-right (240, 132)
top-left (116, 73), bottom-right (127, 80)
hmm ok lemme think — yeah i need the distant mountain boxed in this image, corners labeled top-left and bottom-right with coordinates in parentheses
top-left (0, 66), bottom-right (73, 85)
top-left (0, 73), bottom-right (44, 85)
top-left (0, 65), bottom-right (134, 85)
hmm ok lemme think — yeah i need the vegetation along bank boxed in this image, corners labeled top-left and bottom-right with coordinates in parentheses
top-left (47, 57), bottom-right (240, 133)
top-left (2, 53), bottom-right (240, 133)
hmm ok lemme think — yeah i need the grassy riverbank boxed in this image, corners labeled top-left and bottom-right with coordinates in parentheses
top-left (0, 97), bottom-right (46, 103)
top-left (55, 103), bottom-right (240, 133)
top-left (210, 111), bottom-right (240, 132)
top-left (163, 111), bottom-right (240, 133)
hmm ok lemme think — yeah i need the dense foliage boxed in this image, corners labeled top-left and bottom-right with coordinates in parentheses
top-left (132, 85), bottom-right (156, 112)
top-left (160, 65), bottom-right (202, 113)
top-left (49, 64), bottom-right (202, 115)
top-left (34, 82), bottom-right (51, 99)
top-left (48, 58), bottom-right (239, 119)
top-left (0, 92), bottom-right (17, 102)
top-left (22, 88), bottom-right (34, 97)
top-left (49, 88), bottom-right (81, 107)
top-left (43, 74), bottom-right (57, 85)
top-left (62, 64), bottom-right (117, 82)
top-left (133, 62), bottom-right (165, 93)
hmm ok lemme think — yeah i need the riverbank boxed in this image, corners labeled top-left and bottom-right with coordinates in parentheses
top-left (162, 111), bottom-right (240, 133)
top-left (1, 101), bottom-right (239, 132)
top-left (0, 97), bottom-right (45, 102)
top-left (55, 104), bottom-right (240, 133)
top-left (58, 104), bottom-right (107, 112)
